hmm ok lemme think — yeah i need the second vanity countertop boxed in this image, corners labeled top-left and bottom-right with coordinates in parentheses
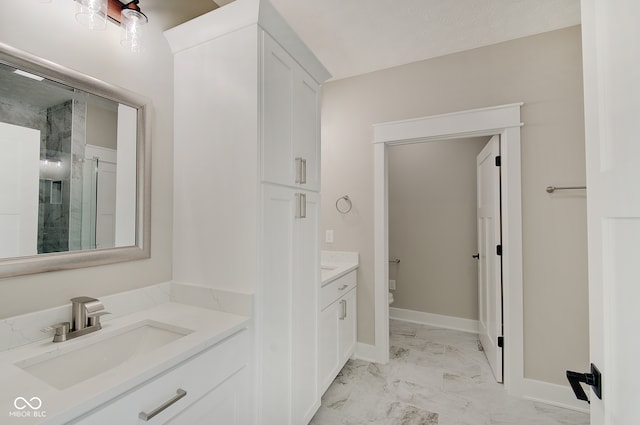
top-left (0, 302), bottom-right (250, 425)
top-left (321, 251), bottom-right (359, 286)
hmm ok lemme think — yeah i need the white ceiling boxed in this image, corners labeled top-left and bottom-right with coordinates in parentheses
top-left (147, 0), bottom-right (582, 81)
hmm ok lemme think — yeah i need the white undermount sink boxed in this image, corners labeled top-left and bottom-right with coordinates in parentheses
top-left (16, 320), bottom-right (193, 390)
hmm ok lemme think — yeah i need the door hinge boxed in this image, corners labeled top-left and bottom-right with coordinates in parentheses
top-left (497, 336), bottom-right (504, 348)
top-left (495, 156), bottom-right (501, 166)
top-left (496, 245), bottom-right (502, 256)
top-left (566, 363), bottom-right (602, 403)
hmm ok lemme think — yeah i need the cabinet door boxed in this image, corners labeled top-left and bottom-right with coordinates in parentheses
top-left (319, 301), bottom-right (340, 395)
top-left (262, 33), bottom-right (295, 188)
top-left (261, 185), bottom-right (319, 425)
top-left (339, 288), bottom-right (357, 364)
top-left (292, 68), bottom-right (320, 191)
top-left (292, 191), bottom-right (319, 422)
top-left (261, 184), bottom-right (295, 425)
top-left (261, 32), bottom-right (320, 191)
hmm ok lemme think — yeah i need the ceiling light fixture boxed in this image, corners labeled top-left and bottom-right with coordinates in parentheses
top-left (119, 2), bottom-right (148, 53)
top-left (71, 0), bottom-right (148, 52)
top-left (75, 0), bottom-right (108, 31)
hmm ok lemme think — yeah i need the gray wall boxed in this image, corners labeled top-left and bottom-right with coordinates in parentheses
top-left (388, 137), bottom-right (489, 320)
top-left (86, 103), bottom-right (118, 150)
top-left (0, 1), bottom-right (174, 318)
top-left (321, 25), bottom-right (588, 385)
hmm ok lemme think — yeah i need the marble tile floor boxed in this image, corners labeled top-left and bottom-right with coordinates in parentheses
top-left (310, 319), bottom-right (589, 425)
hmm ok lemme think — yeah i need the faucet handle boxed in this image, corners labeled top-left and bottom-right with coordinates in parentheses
top-left (87, 311), bottom-right (111, 327)
top-left (41, 322), bottom-right (70, 342)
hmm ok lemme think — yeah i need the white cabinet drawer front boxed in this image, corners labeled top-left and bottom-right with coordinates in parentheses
top-left (165, 368), bottom-right (250, 425)
top-left (321, 271), bottom-right (357, 310)
top-left (72, 330), bottom-right (250, 424)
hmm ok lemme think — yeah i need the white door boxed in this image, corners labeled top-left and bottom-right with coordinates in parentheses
top-left (476, 135), bottom-right (502, 382)
top-left (292, 191), bottom-right (319, 424)
top-left (292, 69), bottom-right (320, 191)
top-left (261, 183), bottom-right (294, 425)
top-left (95, 160), bottom-right (117, 249)
top-left (261, 33), bottom-right (295, 187)
top-left (582, 0), bottom-right (640, 423)
top-left (0, 123), bottom-right (40, 258)
top-left (261, 185), bottom-right (320, 425)
top-left (338, 288), bottom-right (357, 363)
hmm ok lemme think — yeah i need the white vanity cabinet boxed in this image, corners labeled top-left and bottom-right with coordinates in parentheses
top-left (319, 270), bottom-right (357, 394)
top-left (69, 329), bottom-right (251, 425)
top-left (165, 2), bottom-right (330, 424)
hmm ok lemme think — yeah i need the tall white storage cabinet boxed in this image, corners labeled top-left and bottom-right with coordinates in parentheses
top-left (165, 2), bottom-right (330, 425)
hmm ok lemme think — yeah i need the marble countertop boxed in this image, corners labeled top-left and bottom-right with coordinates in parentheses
top-left (321, 251), bottom-right (359, 286)
top-left (0, 302), bottom-right (250, 425)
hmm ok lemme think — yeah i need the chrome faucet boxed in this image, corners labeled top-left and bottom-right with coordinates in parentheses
top-left (43, 296), bottom-right (111, 342)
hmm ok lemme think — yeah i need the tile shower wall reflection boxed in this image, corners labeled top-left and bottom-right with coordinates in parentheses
top-left (38, 100), bottom-right (72, 254)
top-left (1, 97), bottom-right (90, 254)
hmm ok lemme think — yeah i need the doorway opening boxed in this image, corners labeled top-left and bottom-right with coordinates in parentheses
top-left (386, 134), bottom-right (504, 383)
top-left (372, 103), bottom-right (523, 395)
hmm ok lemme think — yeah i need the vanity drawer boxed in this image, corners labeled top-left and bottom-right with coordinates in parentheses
top-left (321, 270), bottom-right (357, 310)
top-left (71, 329), bottom-right (250, 424)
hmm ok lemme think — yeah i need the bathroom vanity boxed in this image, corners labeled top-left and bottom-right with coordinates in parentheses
top-left (319, 252), bottom-right (359, 394)
top-left (0, 283), bottom-right (252, 425)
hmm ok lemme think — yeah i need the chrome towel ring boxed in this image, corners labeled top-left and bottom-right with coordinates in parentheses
top-left (336, 195), bottom-right (352, 214)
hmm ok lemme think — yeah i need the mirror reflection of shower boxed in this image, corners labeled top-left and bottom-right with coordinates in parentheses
top-left (0, 58), bottom-right (137, 260)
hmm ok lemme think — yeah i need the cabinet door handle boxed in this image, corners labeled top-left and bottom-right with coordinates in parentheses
top-left (301, 158), bottom-right (307, 184)
top-left (339, 299), bottom-right (347, 320)
top-left (338, 284), bottom-right (348, 291)
top-left (295, 157), bottom-right (307, 184)
top-left (295, 193), bottom-right (306, 218)
top-left (138, 388), bottom-right (187, 421)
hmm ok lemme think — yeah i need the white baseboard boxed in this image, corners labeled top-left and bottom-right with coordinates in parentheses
top-left (389, 307), bottom-right (479, 334)
top-left (353, 342), bottom-right (378, 363)
top-left (521, 378), bottom-right (590, 413)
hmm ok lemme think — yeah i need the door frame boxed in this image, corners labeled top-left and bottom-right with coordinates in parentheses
top-left (371, 103), bottom-right (524, 395)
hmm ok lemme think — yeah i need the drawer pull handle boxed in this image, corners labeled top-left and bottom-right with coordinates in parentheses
top-left (338, 284), bottom-right (348, 291)
top-left (139, 388), bottom-right (187, 421)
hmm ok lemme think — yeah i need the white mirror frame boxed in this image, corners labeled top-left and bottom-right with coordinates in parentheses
top-left (0, 42), bottom-right (151, 279)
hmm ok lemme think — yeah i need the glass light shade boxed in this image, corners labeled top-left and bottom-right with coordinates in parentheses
top-left (120, 9), bottom-right (148, 53)
top-left (75, 0), bottom-right (108, 31)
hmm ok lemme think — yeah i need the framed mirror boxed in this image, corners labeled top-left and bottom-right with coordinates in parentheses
top-left (0, 42), bottom-right (151, 279)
